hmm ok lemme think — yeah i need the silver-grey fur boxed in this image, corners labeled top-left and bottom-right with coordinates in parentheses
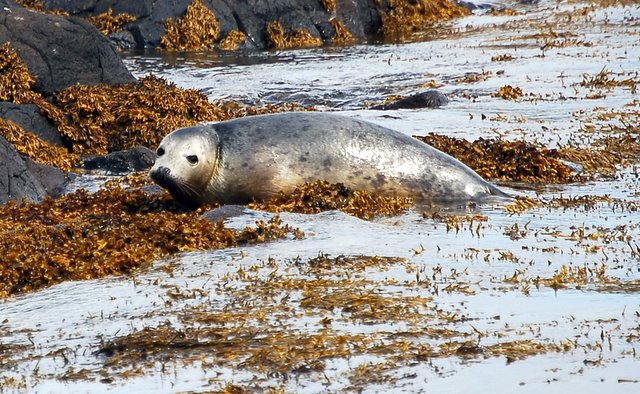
top-left (150, 112), bottom-right (510, 207)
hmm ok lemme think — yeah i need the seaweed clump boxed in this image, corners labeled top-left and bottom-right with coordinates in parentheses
top-left (0, 43), bottom-right (35, 101)
top-left (492, 85), bottom-right (524, 100)
top-left (320, 0), bottom-right (337, 13)
top-left (218, 30), bottom-right (247, 51)
top-left (417, 134), bottom-right (580, 183)
top-left (560, 131), bottom-right (640, 178)
top-left (580, 67), bottom-right (637, 94)
top-left (249, 181), bottom-right (412, 220)
top-left (160, 0), bottom-right (220, 51)
top-left (54, 75), bottom-right (224, 155)
top-left (331, 19), bottom-right (356, 45)
top-left (380, 0), bottom-right (469, 39)
top-left (87, 9), bottom-right (136, 36)
top-left (266, 21), bottom-right (323, 49)
top-left (0, 184), bottom-right (298, 298)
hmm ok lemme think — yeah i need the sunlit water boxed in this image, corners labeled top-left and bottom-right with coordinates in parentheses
top-left (2, 1), bottom-right (639, 392)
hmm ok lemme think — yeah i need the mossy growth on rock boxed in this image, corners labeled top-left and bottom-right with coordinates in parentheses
top-left (266, 21), bottom-right (323, 49)
top-left (380, 0), bottom-right (470, 39)
top-left (87, 8), bottom-right (136, 36)
top-left (248, 181), bottom-right (413, 220)
top-left (0, 183), bottom-right (300, 298)
top-left (161, 0), bottom-right (220, 51)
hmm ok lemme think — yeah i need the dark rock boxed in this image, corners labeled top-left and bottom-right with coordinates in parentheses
top-left (0, 0), bottom-right (136, 96)
top-left (0, 135), bottom-right (47, 204)
top-left (372, 91), bottom-right (449, 110)
top-left (42, 0), bottom-right (99, 14)
top-left (107, 30), bottom-right (138, 50)
top-left (82, 146), bottom-right (156, 173)
top-left (0, 103), bottom-right (64, 147)
top-left (334, 0), bottom-right (382, 38)
top-left (24, 158), bottom-right (68, 198)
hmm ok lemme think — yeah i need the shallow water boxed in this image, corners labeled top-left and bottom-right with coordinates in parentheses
top-left (2, 0), bottom-right (640, 392)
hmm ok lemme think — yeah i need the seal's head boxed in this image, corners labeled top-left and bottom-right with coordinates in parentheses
top-left (150, 125), bottom-right (220, 208)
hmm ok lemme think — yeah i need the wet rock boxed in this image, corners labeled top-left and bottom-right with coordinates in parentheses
top-left (372, 91), bottom-right (449, 110)
top-left (201, 205), bottom-right (249, 223)
top-left (0, 135), bottom-right (47, 204)
top-left (82, 146), bottom-right (156, 174)
top-left (0, 103), bottom-right (64, 147)
top-left (0, 0), bottom-right (136, 96)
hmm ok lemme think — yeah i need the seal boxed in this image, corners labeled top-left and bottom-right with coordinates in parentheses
top-left (150, 112), bottom-right (510, 208)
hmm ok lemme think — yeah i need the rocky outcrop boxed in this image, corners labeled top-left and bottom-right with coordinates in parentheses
top-left (39, 0), bottom-right (385, 50)
top-left (0, 0), bottom-right (139, 204)
top-left (0, 0), bottom-right (136, 96)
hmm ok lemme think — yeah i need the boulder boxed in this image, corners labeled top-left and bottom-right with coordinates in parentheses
top-left (372, 91), bottom-right (449, 110)
top-left (25, 158), bottom-right (68, 198)
top-left (0, 0), bottom-right (136, 96)
top-left (82, 146), bottom-right (156, 174)
top-left (0, 135), bottom-right (48, 204)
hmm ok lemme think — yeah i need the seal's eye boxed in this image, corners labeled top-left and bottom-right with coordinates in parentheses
top-left (186, 155), bottom-right (199, 165)
top-left (157, 147), bottom-right (165, 157)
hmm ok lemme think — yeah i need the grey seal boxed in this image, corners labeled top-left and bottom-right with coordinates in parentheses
top-left (150, 112), bottom-right (510, 208)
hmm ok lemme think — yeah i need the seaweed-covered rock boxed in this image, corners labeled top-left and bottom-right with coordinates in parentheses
top-left (37, 0), bottom-right (388, 50)
top-left (82, 146), bottom-right (156, 173)
top-left (0, 0), bottom-right (136, 96)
